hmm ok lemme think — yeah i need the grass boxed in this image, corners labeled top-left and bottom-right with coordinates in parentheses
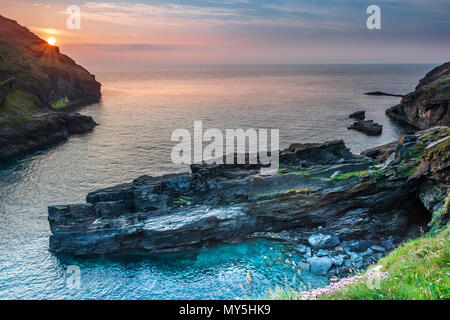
top-left (440, 89), bottom-right (450, 100)
top-left (0, 89), bottom-right (39, 126)
top-left (428, 196), bottom-right (449, 232)
top-left (424, 137), bottom-right (450, 162)
top-left (51, 97), bottom-right (70, 110)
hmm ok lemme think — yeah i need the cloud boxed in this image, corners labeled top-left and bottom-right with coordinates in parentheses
top-left (63, 43), bottom-right (184, 51)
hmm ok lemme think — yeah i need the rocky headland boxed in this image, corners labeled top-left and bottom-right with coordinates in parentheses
top-left (386, 62), bottom-right (450, 129)
top-left (0, 15), bottom-right (101, 159)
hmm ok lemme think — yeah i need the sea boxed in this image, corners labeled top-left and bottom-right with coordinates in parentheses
top-left (0, 64), bottom-right (435, 299)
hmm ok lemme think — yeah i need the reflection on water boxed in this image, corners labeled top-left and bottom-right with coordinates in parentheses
top-left (0, 64), bottom-right (434, 299)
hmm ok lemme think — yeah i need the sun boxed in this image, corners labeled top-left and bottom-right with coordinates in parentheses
top-left (47, 37), bottom-right (57, 46)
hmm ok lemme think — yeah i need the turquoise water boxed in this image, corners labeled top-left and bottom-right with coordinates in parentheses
top-left (0, 64), bottom-right (435, 299)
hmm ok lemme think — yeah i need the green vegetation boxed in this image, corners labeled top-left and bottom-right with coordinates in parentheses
top-left (424, 137), bottom-right (450, 162)
top-left (0, 89), bottom-right (39, 127)
top-left (175, 196), bottom-right (192, 205)
top-left (440, 89), bottom-right (450, 100)
top-left (51, 97), bottom-right (70, 110)
top-left (428, 196), bottom-right (449, 233)
top-left (330, 170), bottom-right (369, 181)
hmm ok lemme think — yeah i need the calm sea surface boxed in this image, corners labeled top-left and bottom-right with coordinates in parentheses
top-left (0, 64), bottom-right (435, 299)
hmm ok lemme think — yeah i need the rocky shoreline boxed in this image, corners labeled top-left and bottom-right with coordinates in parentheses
top-left (0, 112), bottom-right (97, 159)
top-left (48, 127), bottom-right (449, 277)
top-left (46, 61), bottom-right (450, 279)
top-left (386, 62), bottom-right (450, 129)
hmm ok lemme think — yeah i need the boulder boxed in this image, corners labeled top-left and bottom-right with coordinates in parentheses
top-left (348, 120), bottom-right (383, 136)
top-left (349, 111), bottom-right (365, 120)
top-left (307, 256), bottom-right (333, 275)
top-left (307, 233), bottom-right (340, 249)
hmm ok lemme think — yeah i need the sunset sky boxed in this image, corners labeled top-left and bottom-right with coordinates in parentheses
top-left (2, 0), bottom-right (450, 68)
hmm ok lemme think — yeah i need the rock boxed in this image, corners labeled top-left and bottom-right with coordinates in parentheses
top-left (330, 171), bottom-right (341, 178)
top-left (365, 91), bottom-right (404, 97)
top-left (316, 249), bottom-right (329, 257)
top-left (280, 140), bottom-right (354, 166)
top-left (386, 61), bottom-right (450, 129)
top-left (361, 141), bottom-right (399, 163)
top-left (294, 244), bottom-right (307, 254)
top-left (0, 112), bottom-right (97, 159)
top-left (307, 256), bottom-right (333, 275)
top-left (47, 128), bottom-right (447, 255)
top-left (381, 239), bottom-right (395, 251)
top-left (349, 111), bottom-right (366, 120)
top-left (297, 262), bottom-right (310, 271)
top-left (343, 240), bottom-right (372, 252)
top-left (348, 120), bottom-right (383, 136)
top-left (308, 234), bottom-right (340, 249)
top-left (331, 254), bottom-right (347, 266)
top-left (370, 245), bottom-right (386, 252)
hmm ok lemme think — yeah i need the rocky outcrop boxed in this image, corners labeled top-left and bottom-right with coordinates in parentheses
top-left (0, 112), bottom-right (96, 158)
top-left (386, 62), bottom-right (450, 129)
top-left (348, 120), bottom-right (383, 136)
top-left (349, 111), bottom-right (365, 120)
top-left (365, 91), bottom-right (403, 97)
top-left (47, 128), bottom-right (449, 278)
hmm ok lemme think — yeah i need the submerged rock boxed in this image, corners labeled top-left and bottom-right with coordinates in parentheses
top-left (365, 91), bottom-right (404, 97)
top-left (307, 256), bottom-right (333, 275)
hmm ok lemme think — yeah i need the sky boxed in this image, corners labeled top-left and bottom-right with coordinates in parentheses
top-left (1, 0), bottom-right (450, 68)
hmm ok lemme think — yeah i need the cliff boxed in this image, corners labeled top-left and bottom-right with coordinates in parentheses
top-left (386, 62), bottom-right (450, 129)
top-left (0, 15), bottom-right (101, 159)
top-left (0, 15), bottom-right (100, 108)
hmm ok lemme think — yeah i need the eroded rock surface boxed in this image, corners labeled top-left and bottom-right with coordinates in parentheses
top-left (348, 120), bottom-right (383, 136)
top-left (48, 128), bottom-right (449, 278)
top-left (386, 62), bottom-right (450, 129)
top-left (0, 112), bottom-right (96, 158)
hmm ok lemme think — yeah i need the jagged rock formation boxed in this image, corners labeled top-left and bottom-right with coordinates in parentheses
top-left (0, 15), bottom-right (101, 159)
top-left (47, 127), bottom-right (449, 277)
top-left (349, 111), bottom-right (365, 120)
top-left (386, 62), bottom-right (450, 129)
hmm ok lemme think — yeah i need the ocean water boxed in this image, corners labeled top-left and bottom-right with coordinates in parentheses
top-left (0, 64), bottom-right (435, 299)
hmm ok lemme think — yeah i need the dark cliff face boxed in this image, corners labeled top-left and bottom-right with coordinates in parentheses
top-left (386, 62), bottom-right (450, 130)
top-left (0, 15), bottom-right (101, 108)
